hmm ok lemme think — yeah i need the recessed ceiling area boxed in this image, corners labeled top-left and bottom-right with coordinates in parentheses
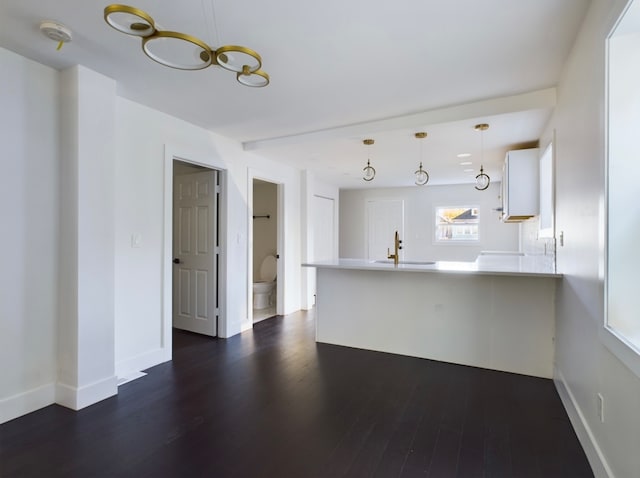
top-left (0, 0), bottom-right (591, 188)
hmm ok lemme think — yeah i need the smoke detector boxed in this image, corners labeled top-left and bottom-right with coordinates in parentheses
top-left (40, 21), bottom-right (72, 49)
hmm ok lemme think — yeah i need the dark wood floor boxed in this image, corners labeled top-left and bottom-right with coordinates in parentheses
top-left (1, 310), bottom-right (593, 478)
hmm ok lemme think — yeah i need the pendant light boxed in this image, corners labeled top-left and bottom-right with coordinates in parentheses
top-left (474, 123), bottom-right (491, 191)
top-left (362, 139), bottom-right (376, 182)
top-left (414, 132), bottom-right (429, 186)
top-left (104, 4), bottom-right (269, 87)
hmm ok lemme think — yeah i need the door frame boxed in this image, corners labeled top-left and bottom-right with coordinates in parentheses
top-left (247, 169), bottom-right (285, 326)
top-left (365, 198), bottom-right (405, 260)
top-left (162, 145), bottom-right (228, 357)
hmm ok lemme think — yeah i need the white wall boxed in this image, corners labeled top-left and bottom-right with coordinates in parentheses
top-left (544, 1), bottom-right (640, 476)
top-left (0, 49), bottom-right (306, 417)
top-left (114, 97), bottom-right (303, 376)
top-left (521, 215), bottom-right (556, 272)
top-left (340, 182), bottom-right (519, 262)
top-left (301, 171), bottom-right (340, 309)
top-left (0, 47), bottom-right (59, 422)
top-left (57, 66), bottom-right (117, 410)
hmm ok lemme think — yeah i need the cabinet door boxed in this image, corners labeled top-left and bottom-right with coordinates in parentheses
top-left (503, 149), bottom-right (539, 221)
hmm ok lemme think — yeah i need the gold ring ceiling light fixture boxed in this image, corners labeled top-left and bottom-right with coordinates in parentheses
top-left (103, 4), bottom-right (269, 87)
top-left (362, 139), bottom-right (376, 182)
top-left (474, 123), bottom-right (491, 191)
top-left (414, 132), bottom-right (429, 186)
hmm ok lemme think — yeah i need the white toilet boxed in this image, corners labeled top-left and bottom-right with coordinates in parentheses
top-left (253, 255), bottom-right (277, 309)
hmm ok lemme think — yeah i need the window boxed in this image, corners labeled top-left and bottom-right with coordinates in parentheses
top-left (435, 206), bottom-right (479, 242)
top-left (605, 0), bottom-right (640, 377)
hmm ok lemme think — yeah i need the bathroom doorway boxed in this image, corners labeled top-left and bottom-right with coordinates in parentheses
top-left (252, 179), bottom-right (278, 322)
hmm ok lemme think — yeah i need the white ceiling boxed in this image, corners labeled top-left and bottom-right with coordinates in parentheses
top-left (0, 0), bottom-right (591, 188)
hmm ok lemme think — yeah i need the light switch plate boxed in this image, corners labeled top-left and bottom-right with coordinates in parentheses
top-left (131, 233), bottom-right (142, 248)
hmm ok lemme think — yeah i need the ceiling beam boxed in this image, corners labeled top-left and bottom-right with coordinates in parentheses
top-left (243, 87), bottom-right (556, 151)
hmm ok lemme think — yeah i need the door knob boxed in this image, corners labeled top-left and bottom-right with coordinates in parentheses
top-left (173, 258), bottom-right (181, 264)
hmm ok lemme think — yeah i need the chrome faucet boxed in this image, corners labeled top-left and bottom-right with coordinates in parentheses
top-left (387, 230), bottom-right (402, 265)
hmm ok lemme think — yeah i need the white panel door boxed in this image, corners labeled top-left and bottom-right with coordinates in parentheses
top-left (173, 170), bottom-right (218, 336)
top-left (310, 195), bottom-right (335, 306)
top-left (367, 199), bottom-right (404, 260)
top-left (313, 195), bottom-right (336, 261)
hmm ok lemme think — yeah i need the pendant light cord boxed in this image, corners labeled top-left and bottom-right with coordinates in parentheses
top-left (481, 127), bottom-right (485, 165)
top-left (209, 0), bottom-right (221, 47)
top-left (201, 0), bottom-right (221, 48)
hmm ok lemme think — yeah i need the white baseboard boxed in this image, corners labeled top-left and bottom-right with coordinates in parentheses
top-left (56, 375), bottom-right (118, 411)
top-left (115, 347), bottom-right (171, 379)
top-left (554, 368), bottom-right (613, 478)
top-left (0, 383), bottom-right (56, 424)
top-left (117, 371), bottom-right (147, 386)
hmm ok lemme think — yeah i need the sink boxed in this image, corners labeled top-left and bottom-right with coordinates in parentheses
top-left (373, 260), bottom-right (436, 265)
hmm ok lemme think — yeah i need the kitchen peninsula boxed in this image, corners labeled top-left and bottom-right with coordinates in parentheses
top-left (303, 256), bottom-right (561, 378)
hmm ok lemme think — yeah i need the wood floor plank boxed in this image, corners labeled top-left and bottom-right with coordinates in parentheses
top-left (0, 311), bottom-right (593, 477)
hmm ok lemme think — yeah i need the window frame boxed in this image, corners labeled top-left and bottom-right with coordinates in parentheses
top-left (603, 0), bottom-right (640, 379)
top-left (433, 205), bottom-right (480, 245)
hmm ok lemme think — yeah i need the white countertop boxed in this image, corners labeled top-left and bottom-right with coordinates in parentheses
top-left (302, 255), bottom-right (561, 278)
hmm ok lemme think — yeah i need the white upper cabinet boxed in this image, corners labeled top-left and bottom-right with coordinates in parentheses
top-left (501, 148), bottom-right (539, 222)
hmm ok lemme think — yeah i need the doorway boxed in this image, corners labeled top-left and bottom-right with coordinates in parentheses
top-left (308, 194), bottom-right (336, 307)
top-left (312, 195), bottom-right (336, 262)
top-left (252, 179), bottom-right (278, 323)
top-left (367, 199), bottom-right (405, 260)
top-left (172, 160), bottom-right (220, 336)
